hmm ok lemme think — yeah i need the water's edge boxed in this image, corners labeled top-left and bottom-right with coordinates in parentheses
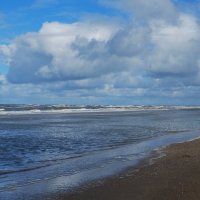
top-left (37, 133), bottom-right (200, 200)
top-left (1, 131), bottom-right (200, 200)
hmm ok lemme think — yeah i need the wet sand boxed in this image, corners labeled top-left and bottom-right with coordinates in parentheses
top-left (60, 138), bottom-right (200, 200)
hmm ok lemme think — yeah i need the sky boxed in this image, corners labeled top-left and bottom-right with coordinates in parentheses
top-left (0, 0), bottom-right (200, 105)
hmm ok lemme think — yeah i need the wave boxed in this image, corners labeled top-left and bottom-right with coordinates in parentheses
top-left (0, 105), bottom-right (200, 115)
top-left (0, 154), bottom-right (86, 176)
top-left (0, 164), bottom-right (51, 176)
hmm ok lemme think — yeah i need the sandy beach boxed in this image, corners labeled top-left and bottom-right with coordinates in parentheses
top-left (60, 138), bottom-right (200, 200)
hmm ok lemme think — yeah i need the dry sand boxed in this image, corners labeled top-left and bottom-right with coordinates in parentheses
top-left (60, 138), bottom-right (200, 200)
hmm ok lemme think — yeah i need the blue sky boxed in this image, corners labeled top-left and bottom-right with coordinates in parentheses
top-left (0, 0), bottom-right (200, 105)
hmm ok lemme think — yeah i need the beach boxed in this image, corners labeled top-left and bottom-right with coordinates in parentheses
top-left (1, 107), bottom-right (200, 200)
top-left (63, 138), bottom-right (200, 200)
top-left (1, 0), bottom-right (200, 199)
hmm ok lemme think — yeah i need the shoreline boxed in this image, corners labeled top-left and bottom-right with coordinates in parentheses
top-left (1, 133), bottom-right (200, 200)
top-left (56, 138), bottom-right (200, 200)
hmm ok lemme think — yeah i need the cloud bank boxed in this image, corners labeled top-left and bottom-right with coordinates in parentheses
top-left (1, 0), bottom-right (200, 104)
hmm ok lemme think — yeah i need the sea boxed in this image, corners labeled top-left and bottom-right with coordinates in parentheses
top-left (1, 105), bottom-right (200, 200)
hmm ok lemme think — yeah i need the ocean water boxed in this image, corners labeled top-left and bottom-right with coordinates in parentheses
top-left (1, 105), bottom-right (200, 199)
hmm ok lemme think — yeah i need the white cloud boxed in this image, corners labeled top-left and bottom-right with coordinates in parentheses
top-left (1, 0), bottom-right (200, 104)
top-left (149, 14), bottom-right (200, 75)
top-left (99, 0), bottom-right (178, 21)
top-left (0, 74), bottom-right (6, 83)
top-left (2, 13), bottom-right (200, 84)
top-left (0, 20), bottom-right (119, 83)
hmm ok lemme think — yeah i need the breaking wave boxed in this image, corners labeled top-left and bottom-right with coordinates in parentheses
top-left (0, 105), bottom-right (199, 115)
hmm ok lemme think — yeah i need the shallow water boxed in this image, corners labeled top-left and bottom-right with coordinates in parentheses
top-left (1, 105), bottom-right (200, 199)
